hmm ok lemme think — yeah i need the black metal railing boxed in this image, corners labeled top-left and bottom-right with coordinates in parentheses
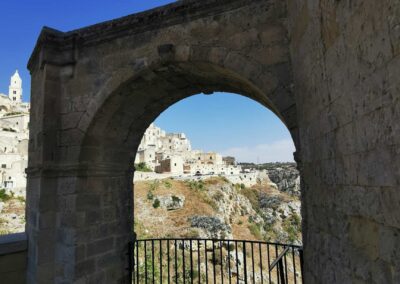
top-left (130, 238), bottom-right (303, 283)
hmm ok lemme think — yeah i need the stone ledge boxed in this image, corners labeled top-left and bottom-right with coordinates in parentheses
top-left (27, 0), bottom-right (269, 71)
top-left (0, 233), bottom-right (27, 255)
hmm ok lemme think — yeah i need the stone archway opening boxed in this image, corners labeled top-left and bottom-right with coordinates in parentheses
top-left (131, 91), bottom-right (302, 283)
top-left (26, 2), bottom-right (301, 282)
top-left (75, 61), bottom-right (300, 281)
top-left (26, 59), bottom-right (298, 283)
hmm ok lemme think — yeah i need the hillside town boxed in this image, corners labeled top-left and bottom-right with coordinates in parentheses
top-left (134, 124), bottom-right (276, 187)
top-left (135, 123), bottom-right (242, 175)
top-left (0, 71), bottom-right (29, 197)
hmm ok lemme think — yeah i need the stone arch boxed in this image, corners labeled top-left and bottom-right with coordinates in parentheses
top-left (25, 1), bottom-right (299, 282)
top-left (80, 57), bottom-right (298, 168)
top-left (0, 105), bottom-right (9, 112)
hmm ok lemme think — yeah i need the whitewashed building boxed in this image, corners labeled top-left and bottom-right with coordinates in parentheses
top-left (136, 124), bottom-right (242, 176)
top-left (0, 71), bottom-right (30, 196)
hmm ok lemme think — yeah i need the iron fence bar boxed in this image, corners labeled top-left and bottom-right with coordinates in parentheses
top-left (259, 242), bottom-right (263, 284)
top-left (160, 240), bottom-right (163, 284)
top-left (227, 240), bottom-right (232, 284)
top-left (182, 240), bottom-right (186, 284)
top-left (275, 245), bottom-right (279, 284)
top-left (135, 238), bottom-right (302, 249)
top-left (190, 240), bottom-right (194, 284)
top-left (174, 240), bottom-right (178, 284)
top-left (205, 240), bottom-right (209, 284)
top-left (136, 241), bottom-right (140, 284)
top-left (292, 247), bottom-right (297, 284)
top-left (243, 241), bottom-right (247, 284)
top-left (235, 241), bottom-right (239, 284)
top-left (220, 240), bottom-right (224, 284)
top-left (278, 259), bottom-right (286, 284)
top-left (284, 250), bottom-right (288, 284)
top-left (197, 240), bottom-right (201, 284)
top-left (267, 243), bottom-right (271, 284)
top-left (152, 240), bottom-right (155, 283)
top-left (144, 241), bottom-right (148, 284)
top-left (251, 242), bottom-right (255, 284)
top-left (167, 240), bottom-right (170, 284)
top-left (212, 240), bottom-right (216, 284)
top-left (299, 248), bottom-right (304, 283)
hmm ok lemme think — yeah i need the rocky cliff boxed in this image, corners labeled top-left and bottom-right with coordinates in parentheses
top-left (264, 164), bottom-right (300, 196)
top-left (134, 177), bottom-right (302, 245)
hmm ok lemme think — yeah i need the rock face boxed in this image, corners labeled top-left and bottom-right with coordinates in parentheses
top-left (190, 216), bottom-right (232, 239)
top-left (155, 194), bottom-right (185, 210)
top-left (265, 164), bottom-right (300, 196)
top-left (135, 178), bottom-right (302, 245)
top-left (259, 194), bottom-right (302, 245)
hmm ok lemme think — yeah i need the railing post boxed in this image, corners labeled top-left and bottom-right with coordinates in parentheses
top-left (278, 258), bottom-right (286, 284)
top-left (299, 248), bottom-right (304, 283)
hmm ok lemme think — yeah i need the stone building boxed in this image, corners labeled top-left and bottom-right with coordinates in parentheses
top-left (136, 124), bottom-right (241, 175)
top-left (0, 71), bottom-right (29, 196)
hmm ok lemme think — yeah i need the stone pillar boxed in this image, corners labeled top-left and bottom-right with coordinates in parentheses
top-left (27, 169), bottom-right (133, 283)
top-left (26, 38), bottom-right (134, 283)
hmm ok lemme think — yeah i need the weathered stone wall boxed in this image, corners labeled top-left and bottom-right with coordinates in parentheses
top-left (0, 233), bottom-right (27, 284)
top-left (288, 1), bottom-right (400, 283)
top-left (26, 0), bottom-right (400, 282)
top-left (26, 1), bottom-right (295, 283)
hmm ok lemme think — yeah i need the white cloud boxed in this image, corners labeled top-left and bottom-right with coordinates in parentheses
top-left (220, 139), bottom-right (296, 163)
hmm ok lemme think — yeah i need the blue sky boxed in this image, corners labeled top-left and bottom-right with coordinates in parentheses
top-left (0, 0), bottom-right (295, 162)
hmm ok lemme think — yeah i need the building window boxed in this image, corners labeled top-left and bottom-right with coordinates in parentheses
top-left (174, 163), bottom-right (177, 166)
top-left (13, 90), bottom-right (16, 94)
top-left (1, 164), bottom-right (6, 168)
top-left (13, 97), bottom-right (16, 101)
top-left (210, 156), bottom-right (213, 160)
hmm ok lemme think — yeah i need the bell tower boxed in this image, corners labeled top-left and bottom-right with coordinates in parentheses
top-left (9, 70), bottom-right (22, 103)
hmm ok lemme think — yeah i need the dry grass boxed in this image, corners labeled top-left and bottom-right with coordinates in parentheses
top-left (134, 179), bottom-right (217, 238)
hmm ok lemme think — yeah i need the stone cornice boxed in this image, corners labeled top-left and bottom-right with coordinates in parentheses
top-left (27, 0), bottom-right (268, 72)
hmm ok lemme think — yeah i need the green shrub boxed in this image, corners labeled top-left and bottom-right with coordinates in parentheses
top-left (0, 189), bottom-right (12, 202)
top-left (171, 195), bottom-right (180, 203)
top-left (147, 190), bottom-right (154, 200)
top-left (240, 187), bottom-right (260, 213)
top-left (164, 180), bottom-right (172, 189)
top-left (248, 223), bottom-right (262, 240)
top-left (282, 213), bottom-right (302, 243)
top-left (149, 180), bottom-right (159, 191)
top-left (153, 198), bottom-right (160, 208)
top-left (186, 180), bottom-right (204, 191)
top-left (16, 196), bottom-right (25, 203)
top-left (135, 162), bottom-right (152, 172)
